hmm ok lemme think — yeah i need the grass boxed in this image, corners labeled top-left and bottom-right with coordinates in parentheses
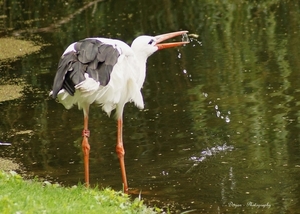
top-left (0, 171), bottom-right (160, 214)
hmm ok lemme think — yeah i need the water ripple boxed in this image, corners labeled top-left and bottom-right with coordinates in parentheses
top-left (190, 143), bottom-right (234, 163)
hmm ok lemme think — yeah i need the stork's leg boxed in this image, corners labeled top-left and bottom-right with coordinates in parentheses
top-left (82, 107), bottom-right (90, 187)
top-left (116, 118), bottom-right (128, 193)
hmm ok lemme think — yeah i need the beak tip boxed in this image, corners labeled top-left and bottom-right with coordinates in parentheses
top-left (155, 30), bottom-right (190, 50)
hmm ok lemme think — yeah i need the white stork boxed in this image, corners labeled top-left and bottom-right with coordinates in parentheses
top-left (50, 31), bottom-right (189, 192)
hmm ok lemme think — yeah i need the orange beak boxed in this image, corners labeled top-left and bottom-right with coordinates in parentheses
top-left (155, 31), bottom-right (189, 50)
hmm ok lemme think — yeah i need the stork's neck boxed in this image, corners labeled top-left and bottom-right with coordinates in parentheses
top-left (135, 54), bottom-right (148, 68)
top-left (132, 50), bottom-right (149, 89)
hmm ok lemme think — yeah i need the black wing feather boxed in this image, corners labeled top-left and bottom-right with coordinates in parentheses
top-left (51, 39), bottom-right (120, 99)
top-left (51, 52), bottom-right (80, 98)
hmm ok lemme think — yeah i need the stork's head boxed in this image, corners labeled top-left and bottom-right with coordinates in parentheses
top-left (131, 31), bottom-right (189, 58)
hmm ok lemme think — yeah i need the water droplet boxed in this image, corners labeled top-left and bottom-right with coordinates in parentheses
top-left (182, 33), bottom-right (190, 42)
top-left (190, 38), bottom-right (202, 46)
top-left (226, 116), bottom-right (230, 123)
top-left (161, 171), bottom-right (169, 176)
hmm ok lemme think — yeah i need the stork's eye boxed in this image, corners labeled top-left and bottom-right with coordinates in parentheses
top-left (148, 39), bottom-right (154, 45)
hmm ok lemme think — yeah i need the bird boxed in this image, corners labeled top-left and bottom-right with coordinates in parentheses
top-left (50, 30), bottom-right (189, 193)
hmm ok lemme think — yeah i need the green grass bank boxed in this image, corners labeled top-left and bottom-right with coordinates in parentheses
top-left (0, 171), bottom-right (160, 214)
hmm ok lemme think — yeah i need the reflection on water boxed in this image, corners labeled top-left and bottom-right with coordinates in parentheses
top-left (1, 0), bottom-right (300, 213)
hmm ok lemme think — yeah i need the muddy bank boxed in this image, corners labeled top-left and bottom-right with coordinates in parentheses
top-left (0, 37), bottom-right (41, 61)
top-left (0, 157), bottom-right (20, 171)
top-left (0, 84), bottom-right (23, 102)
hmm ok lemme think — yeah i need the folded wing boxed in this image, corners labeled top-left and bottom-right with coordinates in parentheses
top-left (51, 39), bottom-right (120, 99)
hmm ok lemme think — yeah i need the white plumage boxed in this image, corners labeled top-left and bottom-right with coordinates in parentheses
top-left (53, 37), bottom-right (145, 118)
top-left (50, 31), bottom-right (189, 192)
